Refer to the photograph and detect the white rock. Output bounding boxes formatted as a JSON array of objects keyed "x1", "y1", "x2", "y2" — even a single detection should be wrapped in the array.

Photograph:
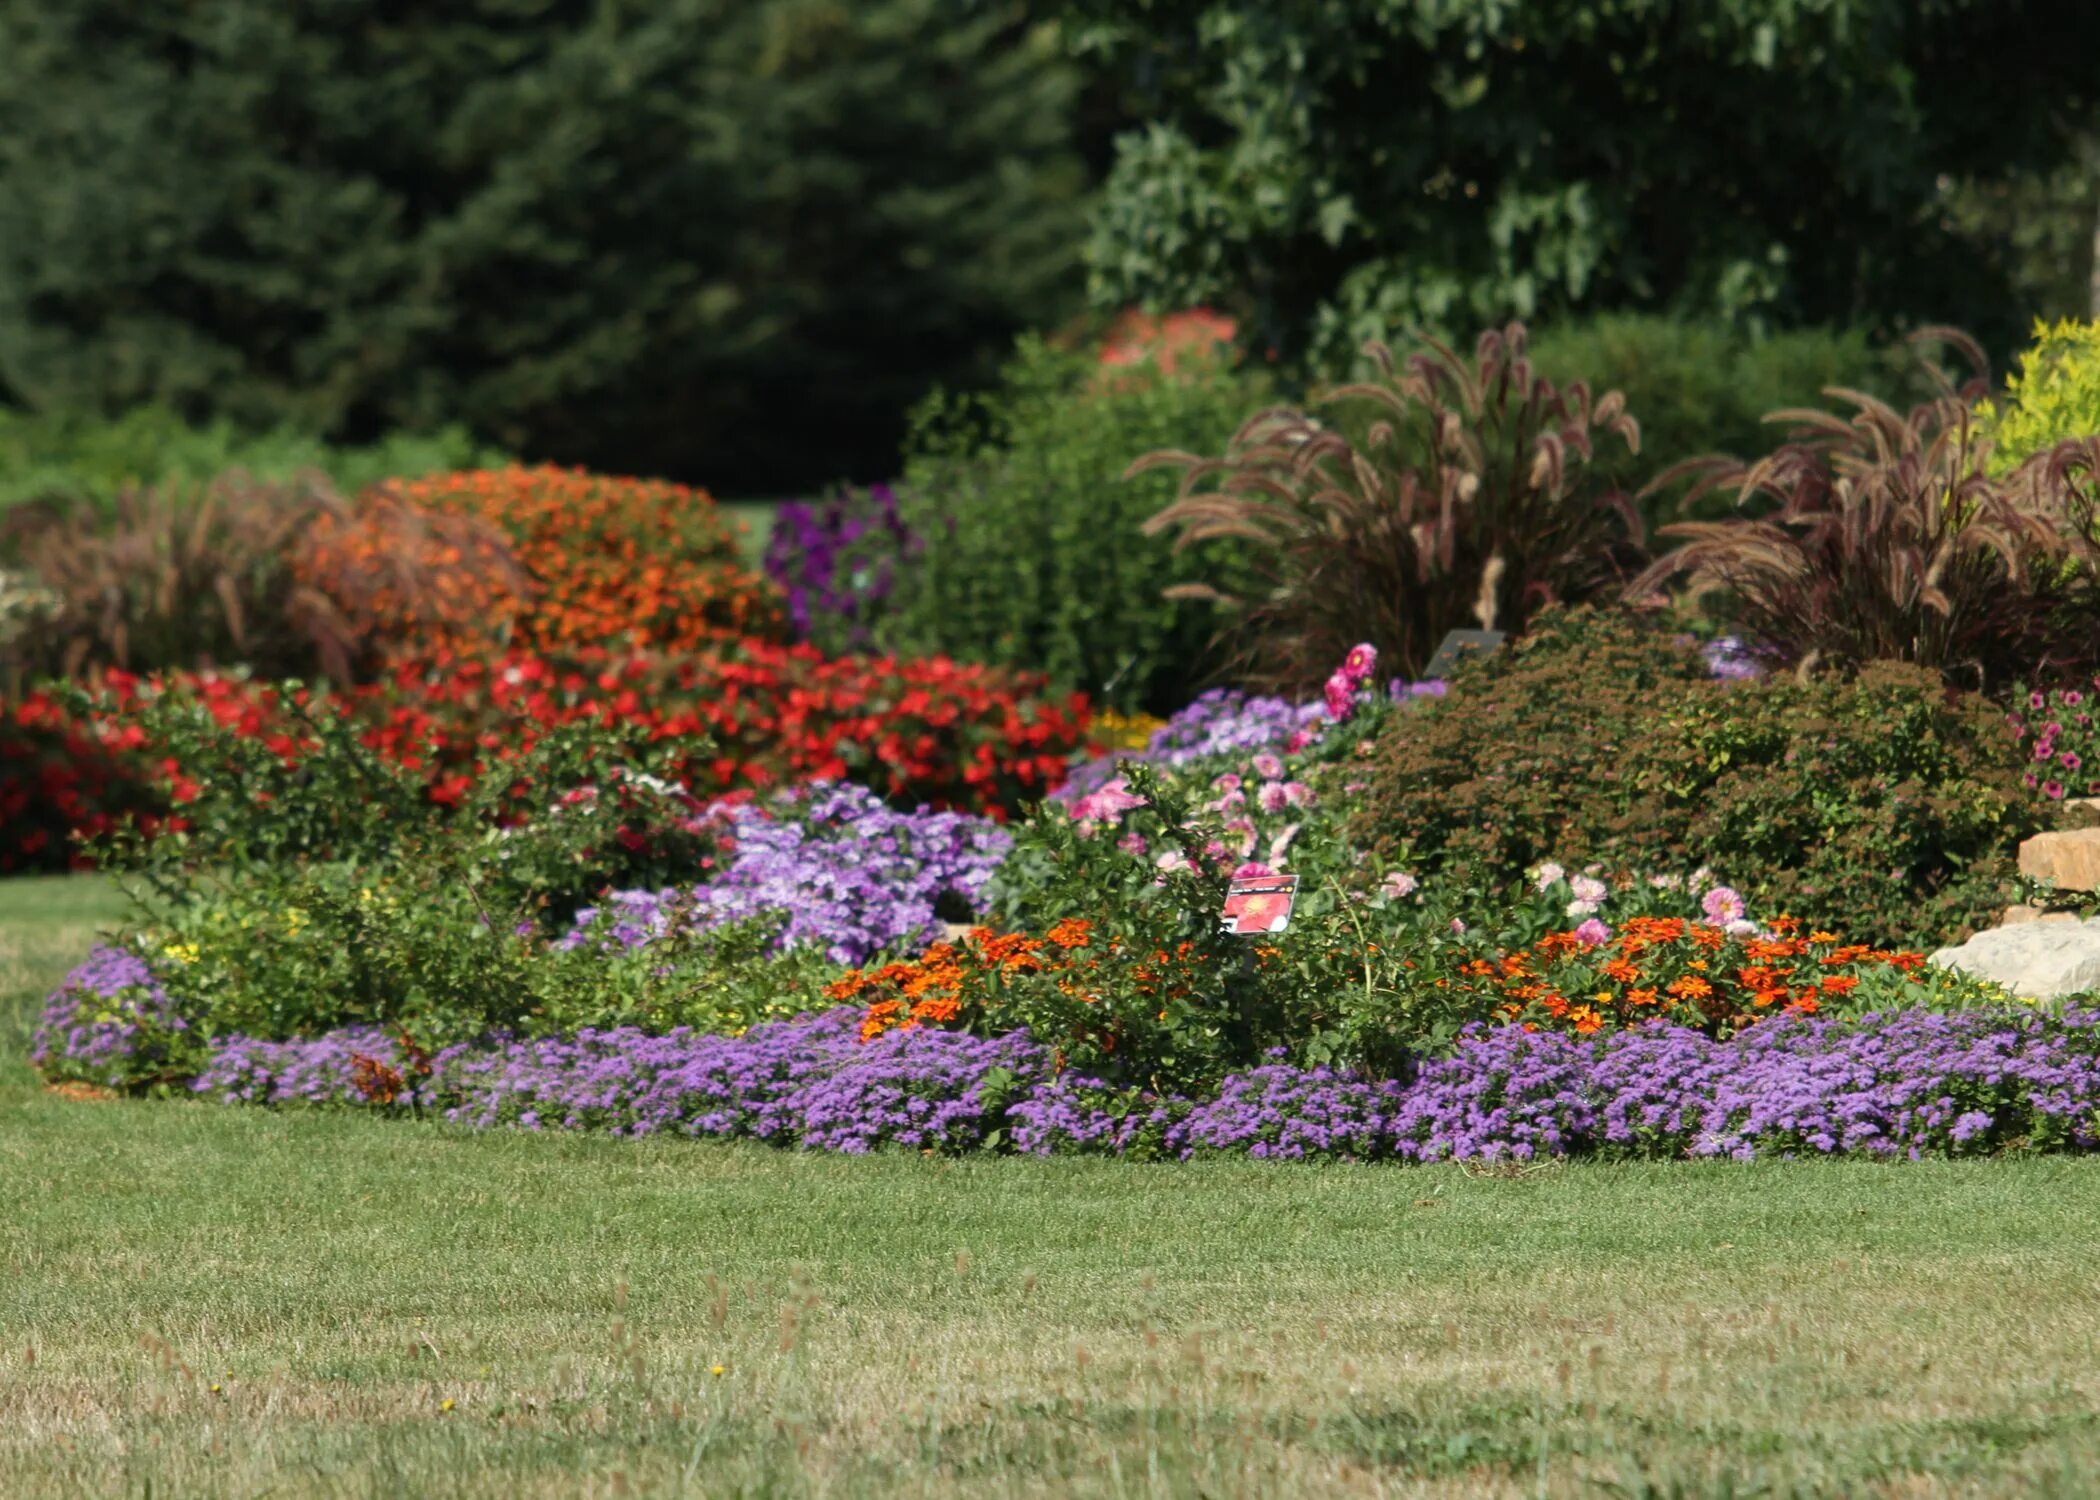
[{"x1": 1931, "y1": 917, "x2": 2100, "y2": 999}]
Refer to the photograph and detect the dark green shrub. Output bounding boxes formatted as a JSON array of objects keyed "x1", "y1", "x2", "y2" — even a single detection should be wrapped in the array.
[
  {"x1": 1525, "y1": 316, "x2": 1925, "y2": 524},
  {"x1": 1345, "y1": 608, "x2": 2039, "y2": 945},
  {"x1": 0, "y1": 1, "x2": 1087, "y2": 498},
  {"x1": 881, "y1": 335, "x2": 1272, "y2": 713}
]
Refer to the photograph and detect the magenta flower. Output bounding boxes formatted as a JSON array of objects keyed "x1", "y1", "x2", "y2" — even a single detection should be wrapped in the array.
[
  {"x1": 1257, "y1": 782, "x2": 1291, "y2": 815},
  {"x1": 1282, "y1": 781, "x2": 1314, "y2": 808},
  {"x1": 1342, "y1": 643, "x2": 1378, "y2": 681},
  {"x1": 1285, "y1": 728, "x2": 1319, "y2": 755},
  {"x1": 1323, "y1": 671, "x2": 1356, "y2": 721},
  {"x1": 1211, "y1": 772, "x2": 1243, "y2": 793},
  {"x1": 1251, "y1": 753, "x2": 1285, "y2": 781},
  {"x1": 1700, "y1": 886, "x2": 1747, "y2": 926},
  {"x1": 2046, "y1": 780, "x2": 2067, "y2": 800},
  {"x1": 1232, "y1": 861, "x2": 1278, "y2": 880},
  {"x1": 1572, "y1": 918, "x2": 1611, "y2": 947},
  {"x1": 2032, "y1": 691, "x2": 2049, "y2": 709},
  {"x1": 2067, "y1": 690, "x2": 2086, "y2": 707},
  {"x1": 1117, "y1": 831, "x2": 1147, "y2": 857},
  {"x1": 2062, "y1": 751, "x2": 2083, "y2": 772}
]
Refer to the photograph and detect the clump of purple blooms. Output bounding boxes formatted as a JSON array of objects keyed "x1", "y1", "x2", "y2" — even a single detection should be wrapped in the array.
[
  {"x1": 194, "y1": 1009, "x2": 1039, "y2": 1154},
  {"x1": 30, "y1": 944, "x2": 191, "y2": 1088},
  {"x1": 559, "y1": 781, "x2": 1009, "y2": 966},
  {"x1": 153, "y1": 1006, "x2": 2100, "y2": 1163},
  {"x1": 762, "y1": 483, "x2": 921, "y2": 650},
  {"x1": 1700, "y1": 635, "x2": 1765, "y2": 680}
]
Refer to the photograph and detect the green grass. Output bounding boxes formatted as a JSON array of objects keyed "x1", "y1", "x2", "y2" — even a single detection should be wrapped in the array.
[{"x1": 9, "y1": 878, "x2": 2100, "y2": 1497}]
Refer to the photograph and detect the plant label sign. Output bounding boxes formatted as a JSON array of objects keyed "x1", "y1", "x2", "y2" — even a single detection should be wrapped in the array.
[
  {"x1": 1422, "y1": 628, "x2": 1505, "y2": 680},
  {"x1": 1222, "y1": 873, "x2": 1298, "y2": 935}
]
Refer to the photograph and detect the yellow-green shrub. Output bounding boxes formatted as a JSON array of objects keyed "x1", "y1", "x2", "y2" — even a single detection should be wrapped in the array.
[{"x1": 1981, "y1": 319, "x2": 2100, "y2": 474}]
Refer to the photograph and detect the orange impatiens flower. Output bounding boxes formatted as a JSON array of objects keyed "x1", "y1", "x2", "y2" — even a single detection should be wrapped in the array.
[{"x1": 300, "y1": 466, "x2": 783, "y2": 664}]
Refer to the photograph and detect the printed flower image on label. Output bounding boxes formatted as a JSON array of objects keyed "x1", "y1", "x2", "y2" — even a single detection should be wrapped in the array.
[{"x1": 1222, "y1": 874, "x2": 1298, "y2": 935}]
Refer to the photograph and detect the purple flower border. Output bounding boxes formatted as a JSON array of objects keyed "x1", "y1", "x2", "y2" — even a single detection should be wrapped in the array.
[{"x1": 147, "y1": 1005, "x2": 2100, "y2": 1163}]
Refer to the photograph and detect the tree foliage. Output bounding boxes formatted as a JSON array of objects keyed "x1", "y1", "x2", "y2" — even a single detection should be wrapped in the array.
[
  {"x1": 1062, "y1": 0, "x2": 2100, "y2": 368},
  {"x1": 0, "y1": 1, "x2": 1088, "y2": 495}
]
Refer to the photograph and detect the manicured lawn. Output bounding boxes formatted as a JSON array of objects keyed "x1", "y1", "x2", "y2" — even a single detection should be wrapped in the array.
[{"x1": 8, "y1": 877, "x2": 2100, "y2": 1497}]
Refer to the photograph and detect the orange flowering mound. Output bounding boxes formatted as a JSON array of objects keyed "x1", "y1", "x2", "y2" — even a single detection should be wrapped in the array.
[
  {"x1": 830, "y1": 920, "x2": 1210, "y2": 1049},
  {"x1": 1457, "y1": 916, "x2": 1932, "y2": 1037},
  {"x1": 301, "y1": 465, "x2": 781, "y2": 663},
  {"x1": 1096, "y1": 307, "x2": 1238, "y2": 374}
]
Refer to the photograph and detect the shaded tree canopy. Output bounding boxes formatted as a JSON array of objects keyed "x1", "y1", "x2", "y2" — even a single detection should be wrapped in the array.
[
  {"x1": 1062, "y1": 0, "x2": 2100, "y2": 366},
  {"x1": 0, "y1": 1, "x2": 1089, "y2": 494}
]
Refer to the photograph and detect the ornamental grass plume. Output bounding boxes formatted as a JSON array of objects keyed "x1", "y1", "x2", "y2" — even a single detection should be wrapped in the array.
[
  {"x1": 1137, "y1": 322, "x2": 1644, "y2": 692},
  {"x1": 5, "y1": 472, "x2": 365, "y2": 681},
  {"x1": 1627, "y1": 327, "x2": 2100, "y2": 689}
]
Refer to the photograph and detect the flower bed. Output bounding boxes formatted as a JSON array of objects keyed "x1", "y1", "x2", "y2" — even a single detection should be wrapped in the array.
[{"x1": 46, "y1": 996, "x2": 2100, "y2": 1162}]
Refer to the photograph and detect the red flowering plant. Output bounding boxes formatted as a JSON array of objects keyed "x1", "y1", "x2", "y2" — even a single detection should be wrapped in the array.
[{"x1": 0, "y1": 641, "x2": 1092, "y2": 869}]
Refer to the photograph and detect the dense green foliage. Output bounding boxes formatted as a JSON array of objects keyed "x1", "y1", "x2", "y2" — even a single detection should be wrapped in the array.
[
  {"x1": 1064, "y1": 0, "x2": 2097, "y2": 367},
  {"x1": 882, "y1": 337, "x2": 1271, "y2": 712},
  {"x1": 1346, "y1": 609, "x2": 2039, "y2": 946},
  {"x1": 1526, "y1": 316, "x2": 1923, "y2": 523},
  {"x1": 0, "y1": 1, "x2": 1088, "y2": 496},
  {"x1": 0, "y1": 407, "x2": 497, "y2": 515}
]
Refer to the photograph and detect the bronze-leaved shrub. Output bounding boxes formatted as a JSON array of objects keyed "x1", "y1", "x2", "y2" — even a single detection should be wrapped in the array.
[{"x1": 1345, "y1": 607, "x2": 2038, "y2": 946}]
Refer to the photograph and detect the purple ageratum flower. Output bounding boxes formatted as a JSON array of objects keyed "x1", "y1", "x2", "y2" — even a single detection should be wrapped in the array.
[
  {"x1": 169, "y1": 1006, "x2": 2100, "y2": 1166},
  {"x1": 1389, "y1": 678, "x2": 1449, "y2": 702},
  {"x1": 1701, "y1": 637, "x2": 1766, "y2": 680},
  {"x1": 31, "y1": 945, "x2": 191, "y2": 1089},
  {"x1": 559, "y1": 781, "x2": 1009, "y2": 966}
]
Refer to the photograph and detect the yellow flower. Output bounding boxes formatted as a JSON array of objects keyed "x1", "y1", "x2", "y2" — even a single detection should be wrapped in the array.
[
  {"x1": 162, "y1": 942, "x2": 199, "y2": 965},
  {"x1": 710, "y1": 1364, "x2": 727, "y2": 1377},
  {"x1": 439, "y1": 1398, "x2": 455, "y2": 1413}
]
